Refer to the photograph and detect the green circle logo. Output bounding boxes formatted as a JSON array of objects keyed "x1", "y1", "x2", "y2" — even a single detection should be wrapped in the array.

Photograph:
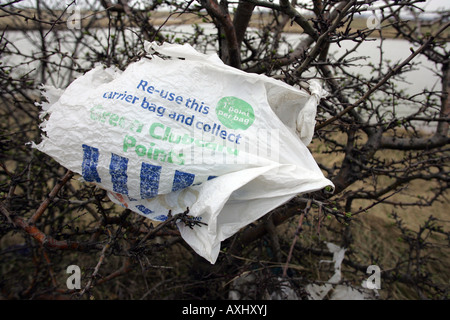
[{"x1": 216, "y1": 96, "x2": 255, "y2": 130}]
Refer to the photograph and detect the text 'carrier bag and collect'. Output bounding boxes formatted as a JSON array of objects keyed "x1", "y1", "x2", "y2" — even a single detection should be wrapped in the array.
[{"x1": 34, "y1": 42, "x2": 333, "y2": 264}]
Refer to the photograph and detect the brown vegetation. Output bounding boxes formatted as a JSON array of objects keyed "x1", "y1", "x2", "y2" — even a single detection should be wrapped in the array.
[{"x1": 1, "y1": 0, "x2": 449, "y2": 300}]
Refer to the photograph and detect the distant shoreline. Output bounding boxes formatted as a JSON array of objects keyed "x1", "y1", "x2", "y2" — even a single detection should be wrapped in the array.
[{"x1": 0, "y1": 9, "x2": 444, "y2": 39}]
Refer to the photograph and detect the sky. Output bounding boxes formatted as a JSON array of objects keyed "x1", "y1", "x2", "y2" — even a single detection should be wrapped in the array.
[{"x1": 414, "y1": 0, "x2": 450, "y2": 11}]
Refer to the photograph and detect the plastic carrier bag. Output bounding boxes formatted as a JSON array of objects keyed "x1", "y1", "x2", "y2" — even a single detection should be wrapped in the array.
[{"x1": 34, "y1": 41, "x2": 333, "y2": 264}]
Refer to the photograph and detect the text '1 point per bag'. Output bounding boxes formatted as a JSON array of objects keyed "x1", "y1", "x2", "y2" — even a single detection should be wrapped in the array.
[{"x1": 34, "y1": 41, "x2": 334, "y2": 263}]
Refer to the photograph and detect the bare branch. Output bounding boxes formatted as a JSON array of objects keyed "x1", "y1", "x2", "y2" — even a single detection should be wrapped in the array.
[{"x1": 315, "y1": 21, "x2": 450, "y2": 131}]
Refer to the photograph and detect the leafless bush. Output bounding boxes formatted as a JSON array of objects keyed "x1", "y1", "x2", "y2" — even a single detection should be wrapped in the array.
[{"x1": 0, "y1": 0, "x2": 448, "y2": 300}]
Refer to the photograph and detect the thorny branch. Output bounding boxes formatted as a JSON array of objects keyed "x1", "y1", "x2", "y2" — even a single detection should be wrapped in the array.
[
  {"x1": 0, "y1": 0, "x2": 448, "y2": 300},
  {"x1": 315, "y1": 21, "x2": 450, "y2": 131}
]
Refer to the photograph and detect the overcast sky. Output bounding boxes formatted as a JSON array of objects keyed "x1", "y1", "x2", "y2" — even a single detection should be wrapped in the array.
[{"x1": 412, "y1": 0, "x2": 450, "y2": 11}]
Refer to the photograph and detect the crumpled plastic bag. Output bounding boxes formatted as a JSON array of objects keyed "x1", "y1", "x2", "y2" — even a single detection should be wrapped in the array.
[{"x1": 34, "y1": 41, "x2": 333, "y2": 263}]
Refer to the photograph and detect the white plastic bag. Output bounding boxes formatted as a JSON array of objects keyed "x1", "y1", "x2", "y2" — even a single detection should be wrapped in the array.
[{"x1": 34, "y1": 41, "x2": 333, "y2": 263}]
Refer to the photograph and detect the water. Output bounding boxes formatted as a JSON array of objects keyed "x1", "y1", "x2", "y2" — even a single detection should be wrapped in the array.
[
  {"x1": 4, "y1": 24, "x2": 441, "y2": 90},
  {"x1": 2, "y1": 24, "x2": 444, "y2": 130}
]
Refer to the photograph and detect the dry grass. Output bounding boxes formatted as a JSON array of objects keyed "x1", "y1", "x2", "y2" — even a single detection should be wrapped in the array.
[
  {"x1": 307, "y1": 130, "x2": 449, "y2": 299},
  {"x1": 0, "y1": 9, "x2": 203, "y2": 31}
]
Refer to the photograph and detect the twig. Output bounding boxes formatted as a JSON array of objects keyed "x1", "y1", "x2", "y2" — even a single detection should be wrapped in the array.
[
  {"x1": 151, "y1": 0, "x2": 195, "y2": 42},
  {"x1": 316, "y1": 203, "x2": 324, "y2": 236},
  {"x1": 352, "y1": 187, "x2": 407, "y2": 216},
  {"x1": 43, "y1": 0, "x2": 76, "y2": 38},
  {"x1": 134, "y1": 208, "x2": 205, "y2": 249},
  {"x1": 0, "y1": 202, "x2": 16, "y2": 226},
  {"x1": 42, "y1": 249, "x2": 58, "y2": 288},
  {"x1": 28, "y1": 170, "x2": 74, "y2": 225},
  {"x1": 78, "y1": 229, "x2": 113, "y2": 298},
  {"x1": 0, "y1": 204, "x2": 102, "y2": 251},
  {"x1": 282, "y1": 199, "x2": 312, "y2": 277},
  {"x1": 295, "y1": 0, "x2": 356, "y2": 76},
  {"x1": 315, "y1": 21, "x2": 450, "y2": 131},
  {"x1": 135, "y1": 210, "x2": 179, "y2": 246},
  {"x1": 95, "y1": 257, "x2": 132, "y2": 286}
]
